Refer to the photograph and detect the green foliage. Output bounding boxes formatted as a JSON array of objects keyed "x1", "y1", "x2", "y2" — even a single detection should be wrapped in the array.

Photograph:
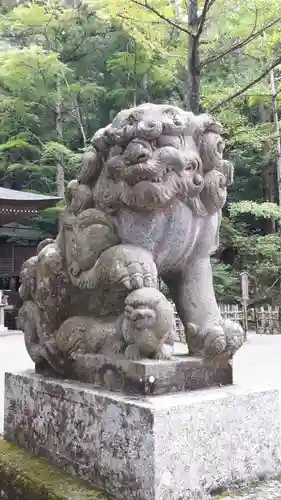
[
  {"x1": 0, "y1": 439, "x2": 109, "y2": 500},
  {"x1": 0, "y1": 0, "x2": 280, "y2": 301},
  {"x1": 212, "y1": 260, "x2": 240, "y2": 303},
  {"x1": 229, "y1": 201, "x2": 281, "y2": 220},
  {"x1": 235, "y1": 233, "x2": 281, "y2": 302}
]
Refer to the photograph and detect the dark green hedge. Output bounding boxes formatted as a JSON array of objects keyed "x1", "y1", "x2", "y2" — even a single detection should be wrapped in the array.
[{"x1": 0, "y1": 440, "x2": 112, "y2": 500}]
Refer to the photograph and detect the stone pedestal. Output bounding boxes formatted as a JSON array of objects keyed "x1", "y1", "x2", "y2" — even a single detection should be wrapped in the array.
[
  {"x1": 36, "y1": 353, "x2": 232, "y2": 396},
  {"x1": 4, "y1": 371, "x2": 281, "y2": 500}
]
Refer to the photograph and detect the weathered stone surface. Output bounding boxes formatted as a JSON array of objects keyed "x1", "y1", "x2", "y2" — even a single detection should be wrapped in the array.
[
  {"x1": 5, "y1": 371, "x2": 281, "y2": 500},
  {"x1": 17, "y1": 103, "x2": 244, "y2": 385},
  {"x1": 5, "y1": 371, "x2": 154, "y2": 500},
  {"x1": 36, "y1": 354, "x2": 232, "y2": 395}
]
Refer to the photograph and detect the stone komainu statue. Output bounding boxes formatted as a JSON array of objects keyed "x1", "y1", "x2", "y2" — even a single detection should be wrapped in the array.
[{"x1": 18, "y1": 103, "x2": 244, "y2": 376}]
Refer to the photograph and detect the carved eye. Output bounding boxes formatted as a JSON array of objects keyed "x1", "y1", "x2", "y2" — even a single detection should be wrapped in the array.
[
  {"x1": 156, "y1": 136, "x2": 181, "y2": 150},
  {"x1": 185, "y1": 158, "x2": 200, "y2": 172},
  {"x1": 174, "y1": 116, "x2": 183, "y2": 126},
  {"x1": 128, "y1": 113, "x2": 136, "y2": 124}
]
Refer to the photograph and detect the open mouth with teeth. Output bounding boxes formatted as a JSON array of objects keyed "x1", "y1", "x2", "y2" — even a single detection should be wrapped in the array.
[
  {"x1": 123, "y1": 164, "x2": 176, "y2": 186},
  {"x1": 105, "y1": 154, "x2": 202, "y2": 211}
]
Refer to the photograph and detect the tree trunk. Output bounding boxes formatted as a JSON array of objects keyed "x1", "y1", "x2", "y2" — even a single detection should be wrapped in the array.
[
  {"x1": 187, "y1": 0, "x2": 200, "y2": 114},
  {"x1": 270, "y1": 69, "x2": 281, "y2": 207},
  {"x1": 259, "y1": 102, "x2": 276, "y2": 233},
  {"x1": 55, "y1": 76, "x2": 65, "y2": 199},
  {"x1": 74, "y1": 93, "x2": 87, "y2": 148}
]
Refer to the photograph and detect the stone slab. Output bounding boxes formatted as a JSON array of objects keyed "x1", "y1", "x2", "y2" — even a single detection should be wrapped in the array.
[
  {"x1": 36, "y1": 353, "x2": 232, "y2": 396},
  {"x1": 4, "y1": 370, "x2": 281, "y2": 500}
]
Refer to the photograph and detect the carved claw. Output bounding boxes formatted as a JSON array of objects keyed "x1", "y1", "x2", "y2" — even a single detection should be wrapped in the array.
[
  {"x1": 155, "y1": 343, "x2": 173, "y2": 360},
  {"x1": 223, "y1": 319, "x2": 244, "y2": 354},
  {"x1": 111, "y1": 249, "x2": 158, "y2": 290},
  {"x1": 118, "y1": 260, "x2": 158, "y2": 290},
  {"x1": 95, "y1": 244, "x2": 158, "y2": 290},
  {"x1": 187, "y1": 320, "x2": 244, "y2": 357},
  {"x1": 204, "y1": 326, "x2": 226, "y2": 355},
  {"x1": 124, "y1": 344, "x2": 142, "y2": 360}
]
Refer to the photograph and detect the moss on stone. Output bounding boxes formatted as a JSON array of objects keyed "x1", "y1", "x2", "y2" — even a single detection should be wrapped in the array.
[{"x1": 0, "y1": 439, "x2": 113, "y2": 500}]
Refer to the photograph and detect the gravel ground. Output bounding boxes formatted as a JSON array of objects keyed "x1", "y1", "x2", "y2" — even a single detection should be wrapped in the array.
[{"x1": 222, "y1": 479, "x2": 281, "y2": 499}]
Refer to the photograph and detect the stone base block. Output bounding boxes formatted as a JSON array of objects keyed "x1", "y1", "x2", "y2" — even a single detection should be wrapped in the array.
[
  {"x1": 4, "y1": 371, "x2": 281, "y2": 500},
  {"x1": 36, "y1": 353, "x2": 232, "y2": 395}
]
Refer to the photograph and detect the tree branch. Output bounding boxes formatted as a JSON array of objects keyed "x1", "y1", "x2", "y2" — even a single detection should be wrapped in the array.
[
  {"x1": 210, "y1": 58, "x2": 281, "y2": 112},
  {"x1": 196, "y1": 0, "x2": 216, "y2": 40},
  {"x1": 201, "y1": 16, "x2": 281, "y2": 69},
  {"x1": 247, "y1": 276, "x2": 281, "y2": 307},
  {"x1": 62, "y1": 74, "x2": 87, "y2": 147},
  {"x1": 130, "y1": 0, "x2": 195, "y2": 37},
  {"x1": 117, "y1": 12, "x2": 162, "y2": 26}
]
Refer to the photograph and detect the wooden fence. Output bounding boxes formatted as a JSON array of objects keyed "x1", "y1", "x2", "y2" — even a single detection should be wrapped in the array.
[{"x1": 170, "y1": 302, "x2": 281, "y2": 342}]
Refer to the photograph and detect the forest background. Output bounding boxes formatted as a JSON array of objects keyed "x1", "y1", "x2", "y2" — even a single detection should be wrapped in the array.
[{"x1": 0, "y1": 0, "x2": 281, "y2": 306}]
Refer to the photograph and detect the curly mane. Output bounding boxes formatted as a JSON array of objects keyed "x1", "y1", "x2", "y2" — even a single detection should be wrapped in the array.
[{"x1": 79, "y1": 104, "x2": 233, "y2": 216}]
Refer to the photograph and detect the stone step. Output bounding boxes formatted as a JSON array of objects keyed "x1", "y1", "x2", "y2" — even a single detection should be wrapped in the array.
[{"x1": 0, "y1": 439, "x2": 109, "y2": 500}]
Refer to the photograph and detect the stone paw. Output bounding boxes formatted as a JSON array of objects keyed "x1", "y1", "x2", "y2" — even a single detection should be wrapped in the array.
[
  {"x1": 187, "y1": 320, "x2": 245, "y2": 358},
  {"x1": 124, "y1": 344, "x2": 142, "y2": 360},
  {"x1": 119, "y1": 259, "x2": 158, "y2": 290},
  {"x1": 108, "y1": 245, "x2": 158, "y2": 290},
  {"x1": 155, "y1": 343, "x2": 174, "y2": 360},
  {"x1": 222, "y1": 319, "x2": 244, "y2": 354},
  {"x1": 203, "y1": 326, "x2": 226, "y2": 356},
  {"x1": 203, "y1": 321, "x2": 244, "y2": 357}
]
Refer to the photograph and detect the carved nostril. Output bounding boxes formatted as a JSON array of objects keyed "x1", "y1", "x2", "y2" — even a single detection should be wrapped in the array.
[
  {"x1": 147, "y1": 121, "x2": 157, "y2": 128},
  {"x1": 136, "y1": 153, "x2": 149, "y2": 163}
]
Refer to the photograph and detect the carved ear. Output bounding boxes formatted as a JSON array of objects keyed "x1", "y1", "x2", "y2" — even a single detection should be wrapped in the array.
[
  {"x1": 78, "y1": 150, "x2": 103, "y2": 186},
  {"x1": 70, "y1": 184, "x2": 94, "y2": 215},
  {"x1": 36, "y1": 239, "x2": 55, "y2": 255},
  {"x1": 65, "y1": 179, "x2": 79, "y2": 205},
  {"x1": 195, "y1": 113, "x2": 222, "y2": 135},
  {"x1": 221, "y1": 160, "x2": 234, "y2": 186}
]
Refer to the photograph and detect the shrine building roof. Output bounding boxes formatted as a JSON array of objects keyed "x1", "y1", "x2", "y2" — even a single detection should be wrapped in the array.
[{"x1": 0, "y1": 187, "x2": 61, "y2": 226}]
